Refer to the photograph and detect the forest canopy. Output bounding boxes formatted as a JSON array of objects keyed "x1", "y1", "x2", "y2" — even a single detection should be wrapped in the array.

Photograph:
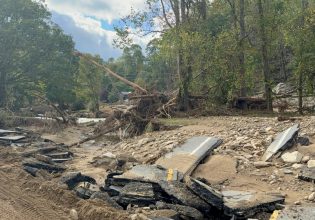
[{"x1": 0, "y1": 0, "x2": 314, "y2": 113}]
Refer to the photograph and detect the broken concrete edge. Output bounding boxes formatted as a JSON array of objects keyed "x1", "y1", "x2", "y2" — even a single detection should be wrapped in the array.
[
  {"x1": 155, "y1": 136, "x2": 223, "y2": 177},
  {"x1": 262, "y1": 124, "x2": 299, "y2": 162},
  {"x1": 298, "y1": 167, "x2": 315, "y2": 182},
  {"x1": 223, "y1": 197, "x2": 285, "y2": 218},
  {"x1": 22, "y1": 158, "x2": 66, "y2": 173},
  {"x1": 184, "y1": 177, "x2": 223, "y2": 210}
]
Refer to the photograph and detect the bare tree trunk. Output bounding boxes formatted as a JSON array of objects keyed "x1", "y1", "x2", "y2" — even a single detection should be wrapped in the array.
[
  {"x1": 239, "y1": 0, "x2": 246, "y2": 97},
  {"x1": 257, "y1": 0, "x2": 273, "y2": 111},
  {"x1": 0, "y1": 71, "x2": 6, "y2": 108},
  {"x1": 298, "y1": 0, "x2": 308, "y2": 114}
]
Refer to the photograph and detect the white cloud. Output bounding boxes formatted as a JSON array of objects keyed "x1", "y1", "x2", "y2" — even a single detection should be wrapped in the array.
[
  {"x1": 46, "y1": 0, "x2": 146, "y2": 23},
  {"x1": 46, "y1": 0, "x2": 152, "y2": 59}
]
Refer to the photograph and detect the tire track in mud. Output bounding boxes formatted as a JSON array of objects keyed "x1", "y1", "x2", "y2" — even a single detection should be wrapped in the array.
[{"x1": 0, "y1": 170, "x2": 68, "y2": 220}]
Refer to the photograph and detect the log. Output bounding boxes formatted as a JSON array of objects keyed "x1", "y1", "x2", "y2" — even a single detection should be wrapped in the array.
[{"x1": 75, "y1": 52, "x2": 148, "y2": 94}]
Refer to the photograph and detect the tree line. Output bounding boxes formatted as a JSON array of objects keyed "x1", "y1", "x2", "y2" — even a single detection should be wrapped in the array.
[{"x1": 0, "y1": 0, "x2": 314, "y2": 114}]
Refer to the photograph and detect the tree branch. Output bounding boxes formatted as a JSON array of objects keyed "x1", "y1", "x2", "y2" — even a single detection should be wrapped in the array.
[{"x1": 160, "y1": 0, "x2": 173, "y2": 28}]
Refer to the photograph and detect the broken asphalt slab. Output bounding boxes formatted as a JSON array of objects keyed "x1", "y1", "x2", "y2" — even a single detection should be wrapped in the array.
[
  {"x1": 23, "y1": 158, "x2": 66, "y2": 173},
  {"x1": 184, "y1": 177, "x2": 223, "y2": 210},
  {"x1": 262, "y1": 124, "x2": 299, "y2": 162},
  {"x1": 118, "y1": 182, "x2": 156, "y2": 206},
  {"x1": 298, "y1": 167, "x2": 315, "y2": 182},
  {"x1": 107, "y1": 164, "x2": 183, "y2": 186},
  {"x1": 157, "y1": 180, "x2": 211, "y2": 213},
  {"x1": 222, "y1": 190, "x2": 285, "y2": 218},
  {"x1": 155, "y1": 136, "x2": 222, "y2": 176}
]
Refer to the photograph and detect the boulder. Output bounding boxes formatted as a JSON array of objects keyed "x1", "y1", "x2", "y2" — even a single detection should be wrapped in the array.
[
  {"x1": 281, "y1": 151, "x2": 303, "y2": 163},
  {"x1": 307, "y1": 160, "x2": 315, "y2": 168}
]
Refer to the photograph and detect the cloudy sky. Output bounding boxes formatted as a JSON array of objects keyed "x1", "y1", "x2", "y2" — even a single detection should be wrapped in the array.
[{"x1": 46, "y1": 0, "x2": 149, "y2": 60}]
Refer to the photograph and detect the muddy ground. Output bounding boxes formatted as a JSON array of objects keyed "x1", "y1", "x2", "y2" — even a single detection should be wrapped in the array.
[{"x1": 1, "y1": 115, "x2": 315, "y2": 219}]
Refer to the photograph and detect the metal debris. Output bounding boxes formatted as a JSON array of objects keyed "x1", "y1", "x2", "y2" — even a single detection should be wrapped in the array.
[
  {"x1": 155, "y1": 136, "x2": 222, "y2": 176},
  {"x1": 261, "y1": 124, "x2": 299, "y2": 161}
]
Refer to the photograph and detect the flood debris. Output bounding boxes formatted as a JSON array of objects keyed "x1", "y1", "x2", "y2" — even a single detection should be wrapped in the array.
[
  {"x1": 261, "y1": 124, "x2": 299, "y2": 161},
  {"x1": 298, "y1": 167, "x2": 315, "y2": 182},
  {"x1": 155, "y1": 136, "x2": 222, "y2": 176},
  {"x1": 222, "y1": 190, "x2": 285, "y2": 218}
]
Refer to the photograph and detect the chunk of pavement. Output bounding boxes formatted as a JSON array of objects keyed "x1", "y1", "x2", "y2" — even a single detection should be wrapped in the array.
[
  {"x1": 298, "y1": 167, "x2": 315, "y2": 182},
  {"x1": 281, "y1": 151, "x2": 303, "y2": 163},
  {"x1": 307, "y1": 160, "x2": 315, "y2": 168},
  {"x1": 107, "y1": 165, "x2": 183, "y2": 186},
  {"x1": 59, "y1": 172, "x2": 96, "y2": 190},
  {"x1": 0, "y1": 129, "x2": 19, "y2": 135},
  {"x1": 35, "y1": 154, "x2": 53, "y2": 164},
  {"x1": 157, "y1": 180, "x2": 211, "y2": 213},
  {"x1": 222, "y1": 190, "x2": 285, "y2": 218},
  {"x1": 0, "y1": 135, "x2": 26, "y2": 142},
  {"x1": 261, "y1": 124, "x2": 299, "y2": 162},
  {"x1": 90, "y1": 191, "x2": 123, "y2": 209},
  {"x1": 22, "y1": 158, "x2": 66, "y2": 173},
  {"x1": 270, "y1": 206, "x2": 315, "y2": 220},
  {"x1": 156, "y1": 201, "x2": 203, "y2": 220},
  {"x1": 184, "y1": 177, "x2": 223, "y2": 210},
  {"x1": 155, "y1": 136, "x2": 222, "y2": 176},
  {"x1": 253, "y1": 161, "x2": 272, "y2": 168},
  {"x1": 75, "y1": 186, "x2": 95, "y2": 199},
  {"x1": 23, "y1": 165, "x2": 39, "y2": 176},
  {"x1": 297, "y1": 136, "x2": 310, "y2": 146},
  {"x1": 118, "y1": 182, "x2": 156, "y2": 206}
]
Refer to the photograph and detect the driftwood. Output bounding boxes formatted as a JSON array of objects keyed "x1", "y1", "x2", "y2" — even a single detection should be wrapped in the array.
[
  {"x1": 74, "y1": 52, "x2": 148, "y2": 94},
  {"x1": 69, "y1": 124, "x2": 122, "y2": 147}
]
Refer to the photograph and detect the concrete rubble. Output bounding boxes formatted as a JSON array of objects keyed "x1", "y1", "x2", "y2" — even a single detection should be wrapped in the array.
[{"x1": 4, "y1": 118, "x2": 315, "y2": 219}]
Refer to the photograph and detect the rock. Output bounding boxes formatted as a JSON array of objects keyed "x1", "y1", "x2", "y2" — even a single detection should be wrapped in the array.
[
  {"x1": 308, "y1": 192, "x2": 315, "y2": 201},
  {"x1": 281, "y1": 151, "x2": 303, "y2": 163},
  {"x1": 307, "y1": 160, "x2": 315, "y2": 168},
  {"x1": 282, "y1": 169, "x2": 293, "y2": 174},
  {"x1": 294, "y1": 201, "x2": 301, "y2": 205},
  {"x1": 292, "y1": 163, "x2": 304, "y2": 170},
  {"x1": 302, "y1": 156, "x2": 310, "y2": 163},
  {"x1": 266, "y1": 127, "x2": 274, "y2": 134},
  {"x1": 70, "y1": 209, "x2": 78, "y2": 220},
  {"x1": 297, "y1": 136, "x2": 310, "y2": 146},
  {"x1": 254, "y1": 161, "x2": 272, "y2": 168},
  {"x1": 138, "y1": 138, "x2": 155, "y2": 145}
]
